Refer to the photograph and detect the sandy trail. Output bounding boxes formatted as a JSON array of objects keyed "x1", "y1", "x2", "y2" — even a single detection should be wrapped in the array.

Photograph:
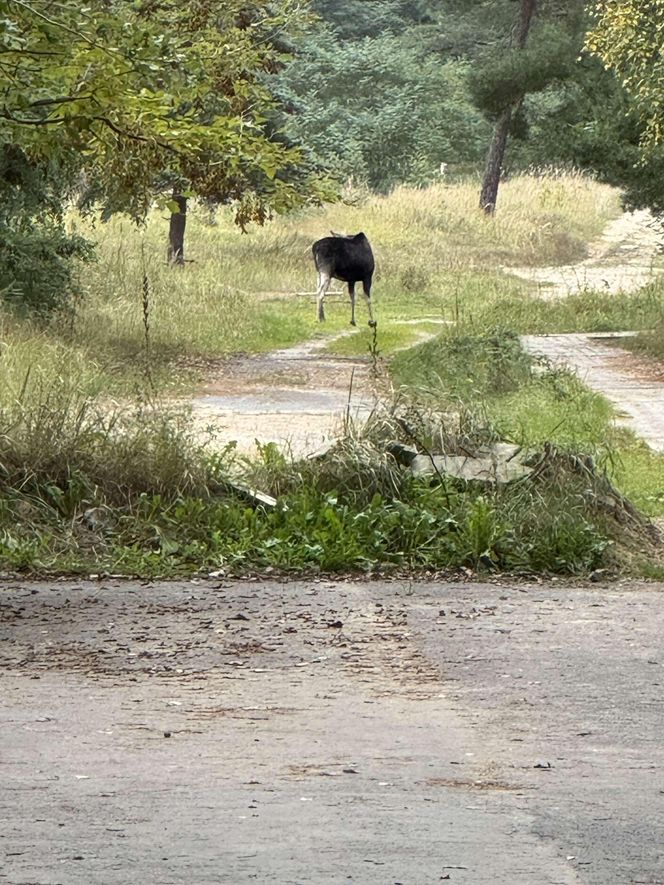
[{"x1": 509, "y1": 209, "x2": 662, "y2": 298}]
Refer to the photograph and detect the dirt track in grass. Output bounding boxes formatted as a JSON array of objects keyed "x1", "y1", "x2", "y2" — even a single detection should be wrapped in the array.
[
  {"x1": 508, "y1": 208, "x2": 663, "y2": 298},
  {"x1": 187, "y1": 330, "x2": 377, "y2": 457},
  {"x1": 184, "y1": 211, "x2": 663, "y2": 457}
]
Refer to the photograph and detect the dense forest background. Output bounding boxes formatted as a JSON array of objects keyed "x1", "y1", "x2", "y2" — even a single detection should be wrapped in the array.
[{"x1": 275, "y1": 0, "x2": 663, "y2": 207}]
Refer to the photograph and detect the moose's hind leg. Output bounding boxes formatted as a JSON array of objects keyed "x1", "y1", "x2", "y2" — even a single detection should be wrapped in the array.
[
  {"x1": 316, "y1": 271, "x2": 332, "y2": 322},
  {"x1": 348, "y1": 282, "x2": 357, "y2": 326}
]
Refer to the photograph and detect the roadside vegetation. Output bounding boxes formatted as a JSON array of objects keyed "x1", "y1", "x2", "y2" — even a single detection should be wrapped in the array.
[
  {"x1": 1, "y1": 171, "x2": 662, "y2": 579},
  {"x1": 391, "y1": 329, "x2": 664, "y2": 522},
  {"x1": 623, "y1": 314, "x2": 664, "y2": 362},
  {"x1": 2, "y1": 3, "x2": 663, "y2": 581},
  {"x1": 0, "y1": 366, "x2": 659, "y2": 579},
  {"x1": 0, "y1": 352, "x2": 660, "y2": 578}
]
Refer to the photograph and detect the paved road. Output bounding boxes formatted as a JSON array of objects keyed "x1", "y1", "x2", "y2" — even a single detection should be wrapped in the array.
[
  {"x1": 522, "y1": 333, "x2": 664, "y2": 451},
  {"x1": 1, "y1": 578, "x2": 663, "y2": 884}
]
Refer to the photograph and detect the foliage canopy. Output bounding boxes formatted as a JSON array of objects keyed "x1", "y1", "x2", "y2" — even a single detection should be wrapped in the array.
[
  {"x1": 586, "y1": 0, "x2": 664, "y2": 148},
  {"x1": 582, "y1": 0, "x2": 664, "y2": 213},
  {"x1": 0, "y1": 0, "x2": 328, "y2": 312},
  {"x1": 0, "y1": 0, "x2": 323, "y2": 223}
]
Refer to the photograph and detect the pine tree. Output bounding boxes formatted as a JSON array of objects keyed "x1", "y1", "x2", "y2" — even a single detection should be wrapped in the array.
[{"x1": 478, "y1": 0, "x2": 538, "y2": 213}]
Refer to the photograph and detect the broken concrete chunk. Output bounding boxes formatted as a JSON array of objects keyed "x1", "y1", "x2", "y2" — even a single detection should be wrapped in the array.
[
  {"x1": 225, "y1": 481, "x2": 279, "y2": 509},
  {"x1": 410, "y1": 444, "x2": 532, "y2": 484}
]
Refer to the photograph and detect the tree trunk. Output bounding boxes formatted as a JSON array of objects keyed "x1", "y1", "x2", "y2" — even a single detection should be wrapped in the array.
[
  {"x1": 479, "y1": 0, "x2": 537, "y2": 214},
  {"x1": 167, "y1": 193, "x2": 187, "y2": 266},
  {"x1": 479, "y1": 108, "x2": 512, "y2": 215}
]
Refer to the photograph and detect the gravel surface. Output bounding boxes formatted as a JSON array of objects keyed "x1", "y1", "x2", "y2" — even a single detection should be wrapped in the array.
[{"x1": 2, "y1": 578, "x2": 663, "y2": 884}]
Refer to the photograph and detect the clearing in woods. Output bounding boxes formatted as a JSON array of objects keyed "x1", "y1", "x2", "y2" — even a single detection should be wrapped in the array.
[{"x1": 188, "y1": 210, "x2": 664, "y2": 455}]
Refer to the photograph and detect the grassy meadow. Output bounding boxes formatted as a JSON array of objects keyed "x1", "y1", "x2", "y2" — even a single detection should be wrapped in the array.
[
  {"x1": 50, "y1": 169, "x2": 628, "y2": 393},
  {"x1": 391, "y1": 330, "x2": 664, "y2": 521},
  {"x1": 3, "y1": 167, "x2": 654, "y2": 403},
  {"x1": 65, "y1": 168, "x2": 661, "y2": 374},
  {"x1": 0, "y1": 169, "x2": 663, "y2": 578}
]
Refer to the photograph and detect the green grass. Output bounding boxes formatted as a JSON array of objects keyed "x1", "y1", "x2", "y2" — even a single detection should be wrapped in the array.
[
  {"x1": 390, "y1": 328, "x2": 664, "y2": 521},
  {"x1": 0, "y1": 336, "x2": 658, "y2": 578},
  {"x1": 473, "y1": 282, "x2": 664, "y2": 335},
  {"x1": 53, "y1": 168, "x2": 626, "y2": 393},
  {"x1": 327, "y1": 319, "x2": 450, "y2": 356},
  {"x1": 622, "y1": 310, "x2": 664, "y2": 362},
  {"x1": 0, "y1": 388, "x2": 647, "y2": 578},
  {"x1": 0, "y1": 168, "x2": 645, "y2": 400},
  {"x1": 326, "y1": 275, "x2": 664, "y2": 357},
  {"x1": 0, "y1": 170, "x2": 660, "y2": 578}
]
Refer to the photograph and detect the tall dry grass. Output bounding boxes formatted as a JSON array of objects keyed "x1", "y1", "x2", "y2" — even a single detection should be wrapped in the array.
[
  {"x1": 0, "y1": 168, "x2": 625, "y2": 404},
  {"x1": 60, "y1": 169, "x2": 620, "y2": 378}
]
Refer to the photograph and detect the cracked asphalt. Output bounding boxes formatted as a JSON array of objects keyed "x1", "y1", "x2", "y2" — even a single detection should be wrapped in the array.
[{"x1": 1, "y1": 578, "x2": 664, "y2": 884}]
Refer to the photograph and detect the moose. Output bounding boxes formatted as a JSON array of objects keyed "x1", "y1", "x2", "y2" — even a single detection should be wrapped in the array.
[{"x1": 312, "y1": 231, "x2": 376, "y2": 326}]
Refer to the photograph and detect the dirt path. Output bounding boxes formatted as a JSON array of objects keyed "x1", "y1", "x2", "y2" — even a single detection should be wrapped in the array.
[
  {"x1": 187, "y1": 319, "x2": 447, "y2": 456},
  {"x1": 2, "y1": 577, "x2": 664, "y2": 884},
  {"x1": 185, "y1": 211, "x2": 662, "y2": 457},
  {"x1": 509, "y1": 209, "x2": 663, "y2": 298},
  {"x1": 188, "y1": 331, "x2": 377, "y2": 457},
  {"x1": 515, "y1": 209, "x2": 664, "y2": 450}
]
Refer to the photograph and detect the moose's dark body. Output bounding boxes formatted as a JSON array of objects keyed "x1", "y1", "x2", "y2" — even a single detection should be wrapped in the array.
[{"x1": 312, "y1": 231, "x2": 375, "y2": 326}]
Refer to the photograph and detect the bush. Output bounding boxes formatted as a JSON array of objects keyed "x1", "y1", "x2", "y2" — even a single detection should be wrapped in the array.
[
  {"x1": 0, "y1": 144, "x2": 93, "y2": 316},
  {"x1": 0, "y1": 383, "x2": 650, "y2": 577},
  {"x1": 391, "y1": 328, "x2": 533, "y2": 400},
  {"x1": 0, "y1": 223, "x2": 93, "y2": 316}
]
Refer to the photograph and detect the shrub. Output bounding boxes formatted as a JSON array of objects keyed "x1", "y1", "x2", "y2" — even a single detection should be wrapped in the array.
[
  {"x1": 0, "y1": 223, "x2": 93, "y2": 316},
  {"x1": 0, "y1": 145, "x2": 93, "y2": 316}
]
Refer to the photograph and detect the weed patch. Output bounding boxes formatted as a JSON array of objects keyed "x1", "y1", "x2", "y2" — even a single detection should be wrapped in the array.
[
  {"x1": 391, "y1": 328, "x2": 532, "y2": 399},
  {"x1": 0, "y1": 172, "x2": 659, "y2": 578},
  {"x1": 390, "y1": 327, "x2": 664, "y2": 523},
  {"x1": 0, "y1": 383, "x2": 658, "y2": 578},
  {"x1": 627, "y1": 326, "x2": 664, "y2": 362},
  {"x1": 620, "y1": 282, "x2": 664, "y2": 362}
]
